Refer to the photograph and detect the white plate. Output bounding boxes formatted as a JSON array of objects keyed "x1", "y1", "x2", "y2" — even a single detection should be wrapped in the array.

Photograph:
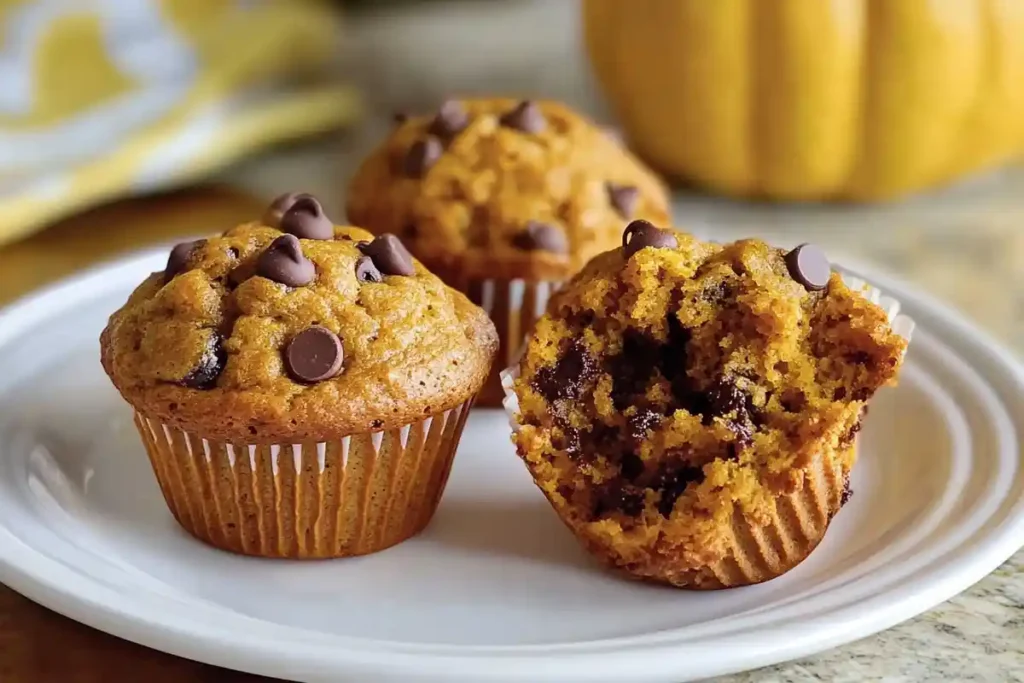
[{"x1": 0, "y1": 248, "x2": 1022, "y2": 683}]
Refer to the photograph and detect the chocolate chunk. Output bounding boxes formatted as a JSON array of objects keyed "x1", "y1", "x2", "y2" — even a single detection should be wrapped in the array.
[
  {"x1": 359, "y1": 233, "x2": 416, "y2": 276},
  {"x1": 180, "y1": 333, "x2": 225, "y2": 390},
  {"x1": 701, "y1": 280, "x2": 734, "y2": 305},
  {"x1": 706, "y1": 377, "x2": 748, "y2": 418},
  {"x1": 164, "y1": 240, "x2": 204, "y2": 282},
  {"x1": 619, "y1": 453, "x2": 645, "y2": 481},
  {"x1": 703, "y1": 377, "x2": 758, "y2": 452},
  {"x1": 263, "y1": 192, "x2": 304, "y2": 228},
  {"x1": 727, "y1": 418, "x2": 754, "y2": 451},
  {"x1": 662, "y1": 315, "x2": 697, "y2": 406},
  {"x1": 280, "y1": 195, "x2": 334, "y2": 240},
  {"x1": 499, "y1": 100, "x2": 545, "y2": 134},
  {"x1": 784, "y1": 243, "x2": 831, "y2": 291},
  {"x1": 607, "y1": 183, "x2": 639, "y2": 219},
  {"x1": 840, "y1": 475, "x2": 853, "y2": 506},
  {"x1": 429, "y1": 99, "x2": 469, "y2": 140},
  {"x1": 609, "y1": 330, "x2": 661, "y2": 410},
  {"x1": 511, "y1": 221, "x2": 568, "y2": 253},
  {"x1": 256, "y1": 234, "x2": 315, "y2": 287},
  {"x1": 655, "y1": 465, "x2": 705, "y2": 517},
  {"x1": 285, "y1": 326, "x2": 344, "y2": 383},
  {"x1": 556, "y1": 426, "x2": 582, "y2": 458},
  {"x1": 532, "y1": 340, "x2": 598, "y2": 402},
  {"x1": 594, "y1": 482, "x2": 645, "y2": 518},
  {"x1": 355, "y1": 255, "x2": 383, "y2": 283},
  {"x1": 392, "y1": 111, "x2": 409, "y2": 124},
  {"x1": 840, "y1": 411, "x2": 865, "y2": 447},
  {"x1": 403, "y1": 136, "x2": 443, "y2": 178},
  {"x1": 622, "y1": 219, "x2": 678, "y2": 259},
  {"x1": 627, "y1": 408, "x2": 662, "y2": 443}
]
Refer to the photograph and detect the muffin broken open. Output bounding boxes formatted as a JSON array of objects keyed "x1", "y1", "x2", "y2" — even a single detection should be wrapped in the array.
[{"x1": 506, "y1": 222, "x2": 911, "y2": 589}]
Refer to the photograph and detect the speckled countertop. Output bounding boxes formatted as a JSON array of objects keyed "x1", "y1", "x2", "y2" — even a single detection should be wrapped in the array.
[{"x1": 224, "y1": 1, "x2": 1024, "y2": 679}]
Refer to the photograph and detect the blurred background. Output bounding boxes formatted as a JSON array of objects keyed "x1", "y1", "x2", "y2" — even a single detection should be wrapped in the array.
[{"x1": 0, "y1": 0, "x2": 1021, "y2": 349}]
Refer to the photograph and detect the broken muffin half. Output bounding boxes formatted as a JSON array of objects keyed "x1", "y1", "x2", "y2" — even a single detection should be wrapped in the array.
[{"x1": 505, "y1": 221, "x2": 910, "y2": 589}]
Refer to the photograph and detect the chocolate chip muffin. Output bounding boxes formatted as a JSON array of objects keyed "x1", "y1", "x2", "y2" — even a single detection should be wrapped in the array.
[
  {"x1": 101, "y1": 193, "x2": 498, "y2": 559},
  {"x1": 347, "y1": 97, "x2": 671, "y2": 405},
  {"x1": 503, "y1": 221, "x2": 912, "y2": 589}
]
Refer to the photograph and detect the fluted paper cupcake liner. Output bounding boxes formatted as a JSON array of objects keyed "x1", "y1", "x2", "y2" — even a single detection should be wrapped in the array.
[
  {"x1": 134, "y1": 399, "x2": 473, "y2": 559},
  {"x1": 500, "y1": 273, "x2": 914, "y2": 588},
  {"x1": 465, "y1": 277, "x2": 560, "y2": 406}
]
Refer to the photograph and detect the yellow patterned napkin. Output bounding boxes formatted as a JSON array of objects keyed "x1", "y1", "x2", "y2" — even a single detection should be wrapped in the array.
[{"x1": 0, "y1": 0, "x2": 359, "y2": 246}]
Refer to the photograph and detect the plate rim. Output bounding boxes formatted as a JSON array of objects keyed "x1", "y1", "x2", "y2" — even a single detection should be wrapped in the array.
[{"x1": 0, "y1": 246, "x2": 1022, "y2": 683}]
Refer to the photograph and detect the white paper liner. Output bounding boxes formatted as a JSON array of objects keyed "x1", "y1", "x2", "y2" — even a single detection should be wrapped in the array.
[
  {"x1": 133, "y1": 398, "x2": 473, "y2": 558},
  {"x1": 499, "y1": 272, "x2": 916, "y2": 433},
  {"x1": 470, "y1": 277, "x2": 562, "y2": 370}
]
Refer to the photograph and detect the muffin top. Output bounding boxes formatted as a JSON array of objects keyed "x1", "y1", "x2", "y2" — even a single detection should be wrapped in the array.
[
  {"x1": 346, "y1": 98, "x2": 671, "y2": 282},
  {"x1": 101, "y1": 194, "x2": 498, "y2": 442},
  {"x1": 511, "y1": 221, "x2": 907, "y2": 560}
]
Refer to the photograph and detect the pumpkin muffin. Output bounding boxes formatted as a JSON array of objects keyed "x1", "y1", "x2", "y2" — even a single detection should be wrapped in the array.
[
  {"x1": 503, "y1": 220, "x2": 912, "y2": 588},
  {"x1": 100, "y1": 193, "x2": 498, "y2": 559},
  {"x1": 346, "y1": 97, "x2": 671, "y2": 405}
]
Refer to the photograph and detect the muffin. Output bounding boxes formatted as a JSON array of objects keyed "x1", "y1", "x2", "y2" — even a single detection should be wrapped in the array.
[
  {"x1": 346, "y1": 97, "x2": 671, "y2": 405},
  {"x1": 502, "y1": 220, "x2": 913, "y2": 588},
  {"x1": 100, "y1": 193, "x2": 498, "y2": 558}
]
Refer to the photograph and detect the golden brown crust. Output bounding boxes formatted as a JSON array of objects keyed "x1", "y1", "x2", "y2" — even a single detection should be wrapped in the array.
[
  {"x1": 100, "y1": 222, "x2": 498, "y2": 442},
  {"x1": 510, "y1": 232, "x2": 907, "y2": 587},
  {"x1": 346, "y1": 98, "x2": 671, "y2": 282}
]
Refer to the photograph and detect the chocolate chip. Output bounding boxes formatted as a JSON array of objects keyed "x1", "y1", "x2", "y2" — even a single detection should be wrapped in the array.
[
  {"x1": 655, "y1": 465, "x2": 704, "y2": 517},
  {"x1": 784, "y1": 243, "x2": 831, "y2": 291},
  {"x1": 619, "y1": 453, "x2": 645, "y2": 481},
  {"x1": 607, "y1": 183, "x2": 639, "y2": 218},
  {"x1": 499, "y1": 100, "x2": 545, "y2": 134},
  {"x1": 609, "y1": 330, "x2": 661, "y2": 410},
  {"x1": 533, "y1": 340, "x2": 598, "y2": 403},
  {"x1": 403, "y1": 136, "x2": 443, "y2": 178},
  {"x1": 727, "y1": 418, "x2": 754, "y2": 452},
  {"x1": 703, "y1": 377, "x2": 758, "y2": 450},
  {"x1": 359, "y1": 234, "x2": 416, "y2": 276},
  {"x1": 557, "y1": 426, "x2": 582, "y2": 458},
  {"x1": 705, "y1": 377, "x2": 748, "y2": 418},
  {"x1": 627, "y1": 408, "x2": 662, "y2": 443},
  {"x1": 355, "y1": 255, "x2": 383, "y2": 283},
  {"x1": 511, "y1": 221, "x2": 568, "y2": 253},
  {"x1": 392, "y1": 111, "x2": 409, "y2": 124},
  {"x1": 256, "y1": 235, "x2": 315, "y2": 287},
  {"x1": 228, "y1": 264, "x2": 252, "y2": 288},
  {"x1": 164, "y1": 240, "x2": 203, "y2": 282},
  {"x1": 662, "y1": 315, "x2": 697, "y2": 406},
  {"x1": 840, "y1": 475, "x2": 853, "y2": 506},
  {"x1": 622, "y1": 219, "x2": 678, "y2": 259},
  {"x1": 262, "y1": 192, "x2": 305, "y2": 228},
  {"x1": 594, "y1": 482, "x2": 645, "y2": 518},
  {"x1": 429, "y1": 99, "x2": 469, "y2": 140},
  {"x1": 285, "y1": 326, "x2": 344, "y2": 383},
  {"x1": 280, "y1": 196, "x2": 334, "y2": 240},
  {"x1": 180, "y1": 333, "x2": 225, "y2": 389},
  {"x1": 840, "y1": 411, "x2": 865, "y2": 447},
  {"x1": 701, "y1": 280, "x2": 734, "y2": 305}
]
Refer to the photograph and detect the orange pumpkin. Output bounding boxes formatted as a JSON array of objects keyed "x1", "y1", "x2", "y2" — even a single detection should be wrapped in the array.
[{"x1": 583, "y1": 0, "x2": 1024, "y2": 201}]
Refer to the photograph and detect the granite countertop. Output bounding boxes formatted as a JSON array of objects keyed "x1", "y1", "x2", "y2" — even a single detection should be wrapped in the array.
[{"x1": 225, "y1": 1, "x2": 1023, "y2": 679}]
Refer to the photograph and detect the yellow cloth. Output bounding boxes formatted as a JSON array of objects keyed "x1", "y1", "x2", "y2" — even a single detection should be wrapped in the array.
[{"x1": 0, "y1": 0, "x2": 359, "y2": 246}]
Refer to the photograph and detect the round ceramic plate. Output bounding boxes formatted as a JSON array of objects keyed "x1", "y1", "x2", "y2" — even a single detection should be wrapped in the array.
[{"x1": 0, "y1": 248, "x2": 1022, "y2": 683}]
